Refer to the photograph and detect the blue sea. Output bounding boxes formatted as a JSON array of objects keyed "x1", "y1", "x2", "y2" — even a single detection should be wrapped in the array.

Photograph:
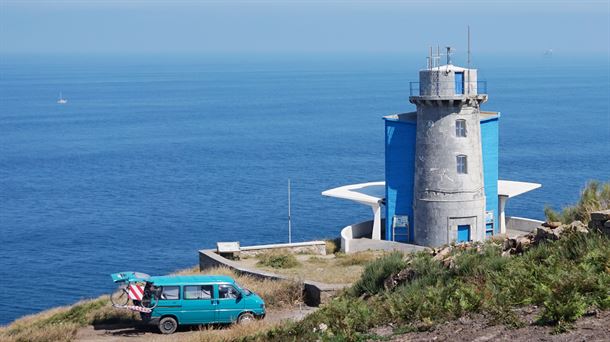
[{"x1": 0, "y1": 53, "x2": 608, "y2": 325}]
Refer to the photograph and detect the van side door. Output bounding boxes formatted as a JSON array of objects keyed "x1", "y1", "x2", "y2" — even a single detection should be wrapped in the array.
[
  {"x1": 216, "y1": 284, "x2": 246, "y2": 323},
  {"x1": 154, "y1": 286, "x2": 182, "y2": 320},
  {"x1": 181, "y1": 284, "x2": 216, "y2": 324}
]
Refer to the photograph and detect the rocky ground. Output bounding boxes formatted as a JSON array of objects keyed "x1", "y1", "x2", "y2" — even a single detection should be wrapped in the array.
[
  {"x1": 76, "y1": 306, "x2": 610, "y2": 342},
  {"x1": 373, "y1": 309, "x2": 610, "y2": 342}
]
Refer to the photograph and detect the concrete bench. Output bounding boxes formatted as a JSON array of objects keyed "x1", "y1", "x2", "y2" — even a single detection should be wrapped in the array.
[{"x1": 217, "y1": 241, "x2": 240, "y2": 260}]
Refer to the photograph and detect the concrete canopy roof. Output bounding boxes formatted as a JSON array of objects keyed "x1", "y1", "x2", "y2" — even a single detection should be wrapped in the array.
[
  {"x1": 322, "y1": 181, "x2": 385, "y2": 206},
  {"x1": 323, "y1": 180, "x2": 541, "y2": 207},
  {"x1": 498, "y1": 180, "x2": 541, "y2": 198}
]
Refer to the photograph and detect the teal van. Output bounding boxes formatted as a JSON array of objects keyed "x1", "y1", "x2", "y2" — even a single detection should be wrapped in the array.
[{"x1": 110, "y1": 272, "x2": 266, "y2": 334}]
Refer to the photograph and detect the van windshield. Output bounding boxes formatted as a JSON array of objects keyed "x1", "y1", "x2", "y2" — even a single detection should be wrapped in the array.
[{"x1": 236, "y1": 284, "x2": 252, "y2": 296}]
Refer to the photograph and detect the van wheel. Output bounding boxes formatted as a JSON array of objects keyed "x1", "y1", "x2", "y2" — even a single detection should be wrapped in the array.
[
  {"x1": 159, "y1": 317, "x2": 178, "y2": 334},
  {"x1": 238, "y1": 312, "x2": 255, "y2": 324}
]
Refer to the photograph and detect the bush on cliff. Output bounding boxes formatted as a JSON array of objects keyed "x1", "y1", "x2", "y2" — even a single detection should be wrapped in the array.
[
  {"x1": 348, "y1": 251, "x2": 406, "y2": 297},
  {"x1": 545, "y1": 180, "x2": 610, "y2": 224},
  {"x1": 246, "y1": 230, "x2": 610, "y2": 341}
]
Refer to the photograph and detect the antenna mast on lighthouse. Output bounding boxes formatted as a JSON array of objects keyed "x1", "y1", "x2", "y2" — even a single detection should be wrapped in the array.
[{"x1": 467, "y1": 25, "x2": 472, "y2": 94}]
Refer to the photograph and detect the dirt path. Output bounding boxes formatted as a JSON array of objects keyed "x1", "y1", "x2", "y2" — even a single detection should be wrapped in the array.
[{"x1": 75, "y1": 306, "x2": 316, "y2": 342}]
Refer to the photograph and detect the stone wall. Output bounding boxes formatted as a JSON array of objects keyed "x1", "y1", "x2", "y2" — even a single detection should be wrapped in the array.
[
  {"x1": 589, "y1": 209, "x2": 610, "y2": 236},
  {"x1": 199, "y1": 249, "x2": 347, "y2": 307}
]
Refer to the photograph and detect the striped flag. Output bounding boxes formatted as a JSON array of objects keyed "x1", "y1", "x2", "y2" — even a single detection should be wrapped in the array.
[{"x1": 128, "y1": 283, "x2": 145, "y2": 301}]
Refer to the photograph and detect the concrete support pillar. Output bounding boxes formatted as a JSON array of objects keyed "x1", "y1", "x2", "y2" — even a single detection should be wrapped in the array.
[
  {"x1": 499, "y1": 195, "x2": 508, "y2": 234},
  {"x1": 372, "y1": 204, "x2": 381, "y2": 240}
]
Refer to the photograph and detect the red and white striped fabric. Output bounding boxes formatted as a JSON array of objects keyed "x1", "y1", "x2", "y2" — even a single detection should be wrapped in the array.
[
  {"x1": 128, "y1": 283, "x2": 145, "y2": 301},
  {"x1": 123, "y1": 305, "x2": 152, "y2": 313}
]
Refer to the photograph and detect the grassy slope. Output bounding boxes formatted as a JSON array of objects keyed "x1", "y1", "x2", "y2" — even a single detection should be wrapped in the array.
[
  {"x1": 0, "y1": 296, "x2": 138, "y2": 342},
  {"x1": 0, "y1": 267, "x2": 302, "y2": 342},
  {"x1": 244, "y1": 230, "x2": 610, "y2": 342}
]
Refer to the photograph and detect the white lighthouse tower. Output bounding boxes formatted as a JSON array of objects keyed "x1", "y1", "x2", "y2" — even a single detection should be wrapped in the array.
[
  {"x1": 408, "y1": 47, "x2": 488, "y2": 246},
  {"x1": 322, "y1": 43, "x2": 542, "y2": 253}
]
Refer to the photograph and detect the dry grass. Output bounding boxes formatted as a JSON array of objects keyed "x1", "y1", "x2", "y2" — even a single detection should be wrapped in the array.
[
  {"x1": 184, "y1": 319, "x2": 282, "y2": 342},
  {"x1": 0, "y1": 321, "x2": 80, "y2": 342},
  {"x1": 0, "y1": 296, "x2": 137, "y2": 342},
  {"x1": 172, "y1": 265, "x2": 200, "y2": 275},
  {"x1": 235, "y1": 250, "x2": 385, "y2": 284},
  {"x1": 306, "y1": 256, "x2": 327, "y2": 264},
  {"x1": 325, "y1": 238, "x2": 340, "y2": 254},
  {"x1": 335, "y1": 251, "x2": 380, "y2": 266},
  {"x1": 0, "y1": 305, "x2": 78, "y2": 342},
  {"x1": 174, "y1": 266, "x2": 303, "y2": 309}
]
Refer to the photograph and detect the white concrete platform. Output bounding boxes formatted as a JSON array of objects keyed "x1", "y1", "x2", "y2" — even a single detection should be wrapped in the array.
[{"x1": 322, "y1": 182, "x2": 385, "y2": 240}]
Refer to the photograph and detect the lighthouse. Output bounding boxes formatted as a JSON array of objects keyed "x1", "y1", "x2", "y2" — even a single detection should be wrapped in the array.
[
  {"x1": 409, "y1": 49, "x2": 488, "y2": 246},
  {"x1": 322, "y1": 45, "x2": 541, "y2": 252},
  {"x1": 382, "y1": 47, "x2": 501, "y2": 247}
]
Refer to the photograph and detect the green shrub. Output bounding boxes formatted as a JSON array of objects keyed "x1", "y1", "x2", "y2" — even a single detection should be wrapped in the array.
[
  {"x1": 349, "y1": 251, "x2": 406, "y2": 297},
  {"x1": 537, "y1": 279, "x2": 588, "y2": 328},
  {"x1": 336, "y1": 251, "x2": 378, "y2": 267},
  {"x1": 316, "y1": 297, "x2": 375, "y2": 341},
  {"x1": 545, "y1": 180, "x2": 610, "y2": 224},
  {"x1": 256, "y1": 252, "x2": 300, "y2": 269}
]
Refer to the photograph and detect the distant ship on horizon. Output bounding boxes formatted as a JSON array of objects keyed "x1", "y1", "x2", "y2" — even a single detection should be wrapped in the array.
[{"x1": 57, "y1": 92, "x2": 68, "y2": 104}]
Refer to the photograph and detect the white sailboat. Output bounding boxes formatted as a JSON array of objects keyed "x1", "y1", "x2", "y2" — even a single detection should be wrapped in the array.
[{"x1": 57, "y1": 92, "x2": 68, "y2": 104}]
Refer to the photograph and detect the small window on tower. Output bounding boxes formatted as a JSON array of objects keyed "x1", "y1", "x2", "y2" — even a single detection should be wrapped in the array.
[
  {"x1": 457, "y1": 155, "x2": 468, "y2": 174},
  {"x1": 456, "y1": 119, "x2": 467, "y2": 137}
]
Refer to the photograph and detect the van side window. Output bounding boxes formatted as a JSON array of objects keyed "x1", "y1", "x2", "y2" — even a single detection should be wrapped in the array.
[
  {"x1": 160, "y1": 286, "x2": 180, "y2": 300},
  {"x1": 184, "y1": 285, "x2": 214, "y2": 300},
  {"x1": 219, "y1": 285, "x2": 240, "y2": 299}
]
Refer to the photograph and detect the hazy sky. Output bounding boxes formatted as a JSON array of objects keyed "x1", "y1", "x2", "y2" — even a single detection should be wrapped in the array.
[{"x1": 1, "y1": 0, "x2": 608, "y2": 55}]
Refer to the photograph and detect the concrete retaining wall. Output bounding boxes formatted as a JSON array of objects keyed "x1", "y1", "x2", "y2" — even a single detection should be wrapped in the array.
[
  {"x1": 506, "y1": 216, "x2": 543, "y2": 232},
  {"x1": 341, "y1": 220, "x2": 374, "y2": 253},
  {"x1": 341, "y1": 219, "x2": 428, "y2": 254},
  {"x1": 199, "y1": 248, "x2": 347, "y2": 307}
]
